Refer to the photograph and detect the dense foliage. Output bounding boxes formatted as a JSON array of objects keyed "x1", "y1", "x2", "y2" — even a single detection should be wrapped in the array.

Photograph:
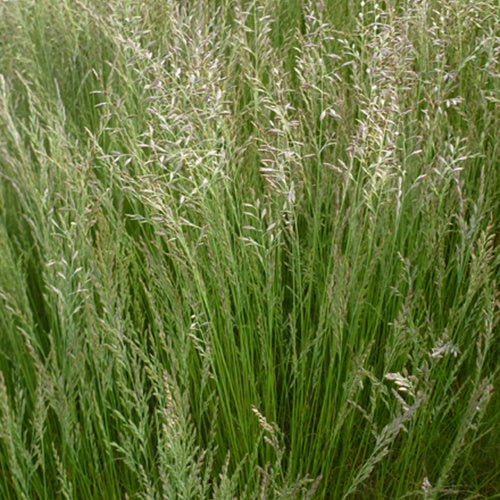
[{"x1": 0, "y1": 0, "x2": 498, "y2": 497}]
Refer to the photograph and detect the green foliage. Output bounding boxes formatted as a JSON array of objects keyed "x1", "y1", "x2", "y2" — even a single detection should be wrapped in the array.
[{"x1": 0, "y1": 0, "x2": 498, "y2": 497}]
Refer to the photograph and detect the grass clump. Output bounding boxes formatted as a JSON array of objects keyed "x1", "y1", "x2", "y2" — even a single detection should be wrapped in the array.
[{"x1": 0, "y1": 0, "x2": 498, "y2": 497}]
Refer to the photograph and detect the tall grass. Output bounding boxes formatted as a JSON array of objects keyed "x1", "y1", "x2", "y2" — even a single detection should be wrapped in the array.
[{"x1": 0, "y1": 0, "x2": 498, "y2": 497}]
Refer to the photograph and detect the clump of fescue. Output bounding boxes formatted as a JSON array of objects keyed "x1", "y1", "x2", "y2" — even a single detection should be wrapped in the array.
[{"x1": 0, "y1": 0, "x2": 498, "y2": 498}]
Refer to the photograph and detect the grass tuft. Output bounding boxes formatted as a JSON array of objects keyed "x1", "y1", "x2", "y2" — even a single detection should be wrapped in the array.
[{"x1": 1, "y1": 0, "x2": 498, "y2": 497}]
